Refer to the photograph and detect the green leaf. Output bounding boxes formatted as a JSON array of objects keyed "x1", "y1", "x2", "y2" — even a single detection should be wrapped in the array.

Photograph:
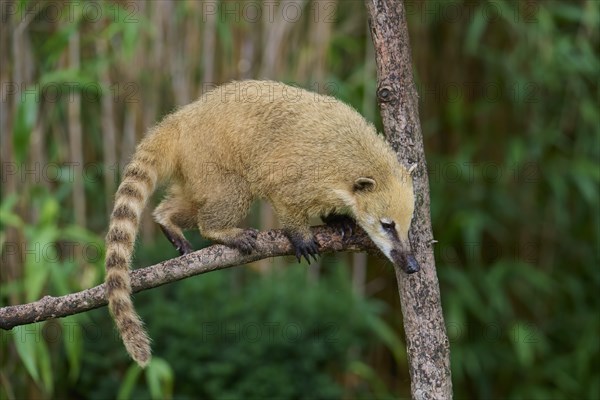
[
  {"x1": 511, "y1": 322, "x2": 537, "y2": 367},
  {"x1": 37, "y1": 334, "x2": 54, "y2": 394},
  {"x1": 465, "y1": 7, "x2": 488, "y2": 54},
  {"x1": 145, "y1": 358, "x2": 174, "y2": 400},
  {"x1": 349, "y1": 360, "x2": 394, "y2": 400},
  {"x1": 0, "y1": 193, "x2": 23, "y2": 229},
  {"x1": 122, "y1": 16, "x2": 140, "y2": 59},
  {"x1": 38, "y1": 68, "x2": 95, "y2": 87},
  {"x1": 63, "y1": 225, "x2": 103, "y2": 245},
  {"x1": 571, "y1": 160, "x2": 600, "y2": 206},
  {"x1": 39, "y1": 197, "x2": 59, "y2": 226},
  {"x1": 13, "y1": 87, "x2": 39, "y2": 163},
  {"x1": 13, "y1": 325, "x2": 41, "y2": 384},
  {"x1": 22, "y1": 223, "x2": 58, "y2": 301},
  {"x1": 117, "y1": 364, "x2": 142, "y2": 400},
  {"x1": 364, "y1": 313, "x2": 406, "y2": 365},
  {"x1": 61, "y1": 317, "x2": 83, "y2": 382},
  {"x1": 24, "y1": 256, "x2": 51, "y2": 303}
]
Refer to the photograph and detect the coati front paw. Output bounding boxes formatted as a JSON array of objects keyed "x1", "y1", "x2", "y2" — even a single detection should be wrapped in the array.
[
  {"x1": 229, "y1": 228, "x2": 259, "y2": 254},
  {"x1": 285, "y1": 231, "x2": 319, "y2": 264},
  {"x1": 322, "y1": 214, "x2": 356, "y2": 239}
]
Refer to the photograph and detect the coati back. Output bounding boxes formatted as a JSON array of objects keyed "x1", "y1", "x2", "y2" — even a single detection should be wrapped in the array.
[{"x1": 105, "y1": 80, "x2": 419, "y2": 367}]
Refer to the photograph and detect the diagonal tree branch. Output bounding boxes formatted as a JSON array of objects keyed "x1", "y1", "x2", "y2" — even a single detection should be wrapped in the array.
[{"x1": 0, "y1": 227, "x2": 376, "y2": 330}]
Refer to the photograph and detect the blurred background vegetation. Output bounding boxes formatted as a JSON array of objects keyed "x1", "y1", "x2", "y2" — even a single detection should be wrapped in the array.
[{"x1": 1, "y1": 0, "x2": 598, "y2": 399}]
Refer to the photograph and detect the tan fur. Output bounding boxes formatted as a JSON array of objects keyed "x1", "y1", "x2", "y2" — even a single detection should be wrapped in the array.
[{"x1": 105, "y1": 80, "x2": 417, "y2": 367}]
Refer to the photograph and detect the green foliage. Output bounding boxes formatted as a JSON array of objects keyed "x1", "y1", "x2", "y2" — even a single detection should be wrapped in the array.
[
  {"x1": 72, "y1": 265, "x2": 390, "y2": 399},
  {"x1": 0, "y1": 187, "x2": 103, "y2": 399},
  {"x1": 115, "y1": 360, "x2": 174, "y2": 400},
  {"x1": 420, "y1": 1, "x2": 599, "y2": 398}
]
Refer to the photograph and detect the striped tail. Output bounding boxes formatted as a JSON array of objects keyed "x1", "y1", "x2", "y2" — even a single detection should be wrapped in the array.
[{"x1": 105, "y1": 142, "x2": 161, "y2": 367}]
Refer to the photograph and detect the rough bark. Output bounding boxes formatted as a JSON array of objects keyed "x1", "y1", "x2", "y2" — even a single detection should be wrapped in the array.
[
  {"x1": 365, "y1": 0, "x2": 453, "y2": 398},
  {"x1": 0, "y1": 226, "x2": 376, "y2": 330}
]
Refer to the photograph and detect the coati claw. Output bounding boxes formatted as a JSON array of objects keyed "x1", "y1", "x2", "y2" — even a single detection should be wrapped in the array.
[
  {"x1": 230, "y1": 228, "x2": 260, "y2": 254},
  {"x1": 322, "y1": 214, "x2": 356, "y2": 239},
  {"x1": 245, "y1": 228, "x2": 259, "y2": 238},
  {"x1": 177, "y1": 240, "x2": 194, "y2": 256},
  {"x1": 159, "y1": 224, "x2": 194, "y2": 256},
  {"x1": 286, "y1": 231, "x2": 319, "y2": 264},
  {"x1": 293, "y1": 238, "x2": 320, "y2": 264}
]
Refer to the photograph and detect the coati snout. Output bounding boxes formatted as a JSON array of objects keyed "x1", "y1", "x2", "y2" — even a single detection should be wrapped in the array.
[{"x1": 334, "y1": 175, "x2": 419, "y2": 274}]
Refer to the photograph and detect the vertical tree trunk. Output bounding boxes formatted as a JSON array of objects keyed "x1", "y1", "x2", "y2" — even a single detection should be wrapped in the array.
[{"x1": 364, "y1": 1, "x2": 453, "y2": 398}]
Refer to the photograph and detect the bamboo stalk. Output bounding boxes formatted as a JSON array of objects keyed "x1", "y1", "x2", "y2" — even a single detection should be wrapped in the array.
[
  {"x1": 1, "y1": 1, "x2": 32, "y2": 301},
  {"x1": 96, "y1": 34, "x2": 117, "y2": 218},
  {"x1": 201, "y1": 0, "x2": 218, "y2": 88},
  {"x1": 260, "y1": 0, "x2": 307, "y2": 77},
  {"x1": 68, "y1": 31, "x2": 86, "y2": 228}
]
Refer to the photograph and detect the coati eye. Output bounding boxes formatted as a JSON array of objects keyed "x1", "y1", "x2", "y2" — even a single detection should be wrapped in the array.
[{"x1": 381, "y1": 220, "x2": 396, "y2": 231}]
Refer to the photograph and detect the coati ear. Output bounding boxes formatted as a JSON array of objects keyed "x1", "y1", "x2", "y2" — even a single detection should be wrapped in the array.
[{"x1": 353, "y1": 177, "x2": 376, "y2": 192}]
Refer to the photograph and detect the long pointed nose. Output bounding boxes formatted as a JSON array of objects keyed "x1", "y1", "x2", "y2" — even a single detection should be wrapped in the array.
[
  {"x1": 390, "y1": 249, "x2": 421, "y2": 274},
  {"x1": 404, "y1": 253, "x2": 420, "y2": 274}
]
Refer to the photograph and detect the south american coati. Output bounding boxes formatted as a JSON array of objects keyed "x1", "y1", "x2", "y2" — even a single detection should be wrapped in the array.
[{"x1": 105, "y1": 80, "x2": 420, "y2": 367}]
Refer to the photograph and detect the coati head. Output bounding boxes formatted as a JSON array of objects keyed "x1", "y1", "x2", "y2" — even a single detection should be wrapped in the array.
[{"x1": 335, "y1": 173, "x2": 420, "y2": 274}]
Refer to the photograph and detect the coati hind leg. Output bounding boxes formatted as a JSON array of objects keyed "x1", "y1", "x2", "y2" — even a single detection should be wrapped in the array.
[
  {"x1": 271, "y1": 199, "x2": 319, "y2": 264},
  {"x1": 153, "y1": 185, "x2": 197, "y2": 255},
  {"x1": 195, "y1": 174, "x2": 257, "y2": 254}
]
